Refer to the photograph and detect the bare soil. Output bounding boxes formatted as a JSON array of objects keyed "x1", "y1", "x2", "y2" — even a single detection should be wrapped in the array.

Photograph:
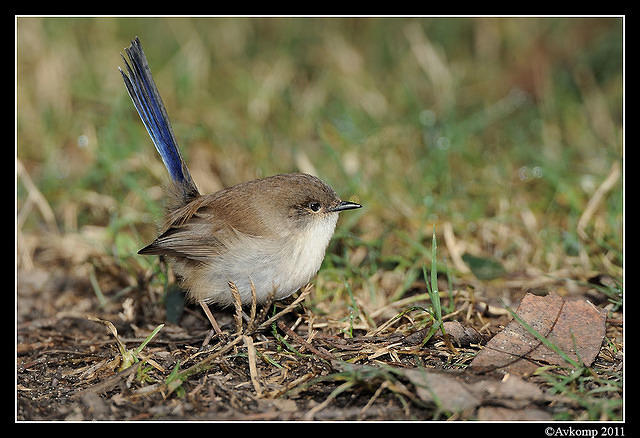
[{"x1": 17, "y1": 252, "x2": 623, "y2": 421}]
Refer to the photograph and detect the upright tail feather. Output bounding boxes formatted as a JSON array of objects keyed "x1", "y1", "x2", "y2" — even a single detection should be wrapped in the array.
[{"x1": 120, "y1": 37, "x2": 199, "y2": 204}]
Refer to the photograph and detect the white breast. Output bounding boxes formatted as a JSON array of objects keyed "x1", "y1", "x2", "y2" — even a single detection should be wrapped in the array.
[{"x1": 177, "y1": 212, "x2": 340, "y2": 307}]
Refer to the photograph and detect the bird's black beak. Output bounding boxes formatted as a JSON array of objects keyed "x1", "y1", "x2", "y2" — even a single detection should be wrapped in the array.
[{"x1": 331, "y1": 201, "x2": 362, "y2": 212}]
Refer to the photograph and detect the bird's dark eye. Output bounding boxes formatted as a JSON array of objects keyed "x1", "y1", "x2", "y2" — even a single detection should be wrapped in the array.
[{"x1": 308, "y1": 201, "x2": 322, "y2": 212}]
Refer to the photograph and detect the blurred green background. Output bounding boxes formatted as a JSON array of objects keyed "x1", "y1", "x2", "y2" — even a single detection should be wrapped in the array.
[{"x1": 17, "y1": 17, "x2": 623, "y2": 297}]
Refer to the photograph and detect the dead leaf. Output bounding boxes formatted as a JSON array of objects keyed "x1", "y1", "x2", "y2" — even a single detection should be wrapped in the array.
[
  {"x1": 469, "y1": 372, "x2": 545, "y2": 409},
  {"x1": 402, "y1": 368, "x2": 546, "y2": 414},
  {"x1": 469, "y1": 292, "x2": 607, "y2": 375},
  {"x1": 442, "y1": 320, "x2": 485, "y2": 347},
  {"x1": 331, "y1": 362, "x2": 549, "y2": 415},
  {"x1": 476, "y1": 406, "x2": 552, "y2": 421},
  {"x1": 404, "y1": 369, "x2": 481, "y2": 412}
]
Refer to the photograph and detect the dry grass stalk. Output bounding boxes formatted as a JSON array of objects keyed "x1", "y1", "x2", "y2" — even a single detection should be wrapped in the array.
[
  {"x1": 577, "y1": 160, "x2": 621, "y2": 240},
  {"x1": 228, "y1": 280, "x2": 244, "y2": 335},
  {"x1": 254, "y1": 284, "x2": 313, "y2": 332},
  {"x1": 243, "y1": 334, "x2": 262, "y2": 396}
]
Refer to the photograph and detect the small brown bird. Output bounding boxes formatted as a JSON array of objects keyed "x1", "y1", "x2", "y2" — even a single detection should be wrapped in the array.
[{"x1": 120, "y1": 37, "x2": 361, "y2": 334}]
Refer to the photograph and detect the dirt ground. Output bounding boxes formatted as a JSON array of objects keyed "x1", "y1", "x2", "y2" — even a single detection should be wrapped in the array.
[{"x1": 16, "y1": 248, "x2": 623, "y2": 422}]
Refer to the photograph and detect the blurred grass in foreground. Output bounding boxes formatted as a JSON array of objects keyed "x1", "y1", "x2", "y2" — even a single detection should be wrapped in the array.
[{"x1": 17, "y1": 17, "x2": 623, "y2": 308}]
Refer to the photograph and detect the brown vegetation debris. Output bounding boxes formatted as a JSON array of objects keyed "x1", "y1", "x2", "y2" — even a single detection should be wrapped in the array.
[{"x1": 469, "y1": 292, "x2": 607, "y2": 375}]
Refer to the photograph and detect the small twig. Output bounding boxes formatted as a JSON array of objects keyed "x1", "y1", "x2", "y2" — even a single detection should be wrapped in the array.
[
  {"x1": 88, "y1": 267, "x2": 108, "y2": 309},
  {"x1": 265, "y1": 371, "x2": 318, "y2": 398},
  {"x1": 577, "y1": 160, "x2": 620, "y2": 240},
  {"x1": 16, "y1": 158, "x2": 59, "y2": 235},
  {"x1": 175, "y1": 335, "x2": 244, "y2": 382},
  {"x1": 304, "y1": 380, "x2": 355, "y2": 420},
  {"x1": 442, "y1": 221, "x2": 470, "y2": 274},
  {"x1": 228, "y1": 280, "x2": 243, "y2": 335},
  {"x1": 255, "y1": 284, "x2": 313, "y2": 332},
  {"x1": 359, "y1": 380, "x2": 389, "y2": 419},
  {"x1": 249, "y1": 280, "x2": 258, "y2": 325},
  {"x1": 72, "y1": 362, "x2": 142, "y2": 398},
  {"x1": 277, "y1": 320, "x2": 336, "y2": 360},
  {"x1": 243, "y1": 335, "x2": 263, "y2": 397},
  {"x1": 244, "y1": 280, "x2": 261, "y2": 333}
]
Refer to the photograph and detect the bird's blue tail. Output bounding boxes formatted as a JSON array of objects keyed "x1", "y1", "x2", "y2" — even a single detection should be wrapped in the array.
[{"x1": 120, "y1": 37, "x2": 199, "y2": 203}]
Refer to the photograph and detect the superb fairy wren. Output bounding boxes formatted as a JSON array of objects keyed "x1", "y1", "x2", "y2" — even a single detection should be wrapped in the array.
[{"x1": 119, "y1": 37, "x2": 361, "y2": 334}]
